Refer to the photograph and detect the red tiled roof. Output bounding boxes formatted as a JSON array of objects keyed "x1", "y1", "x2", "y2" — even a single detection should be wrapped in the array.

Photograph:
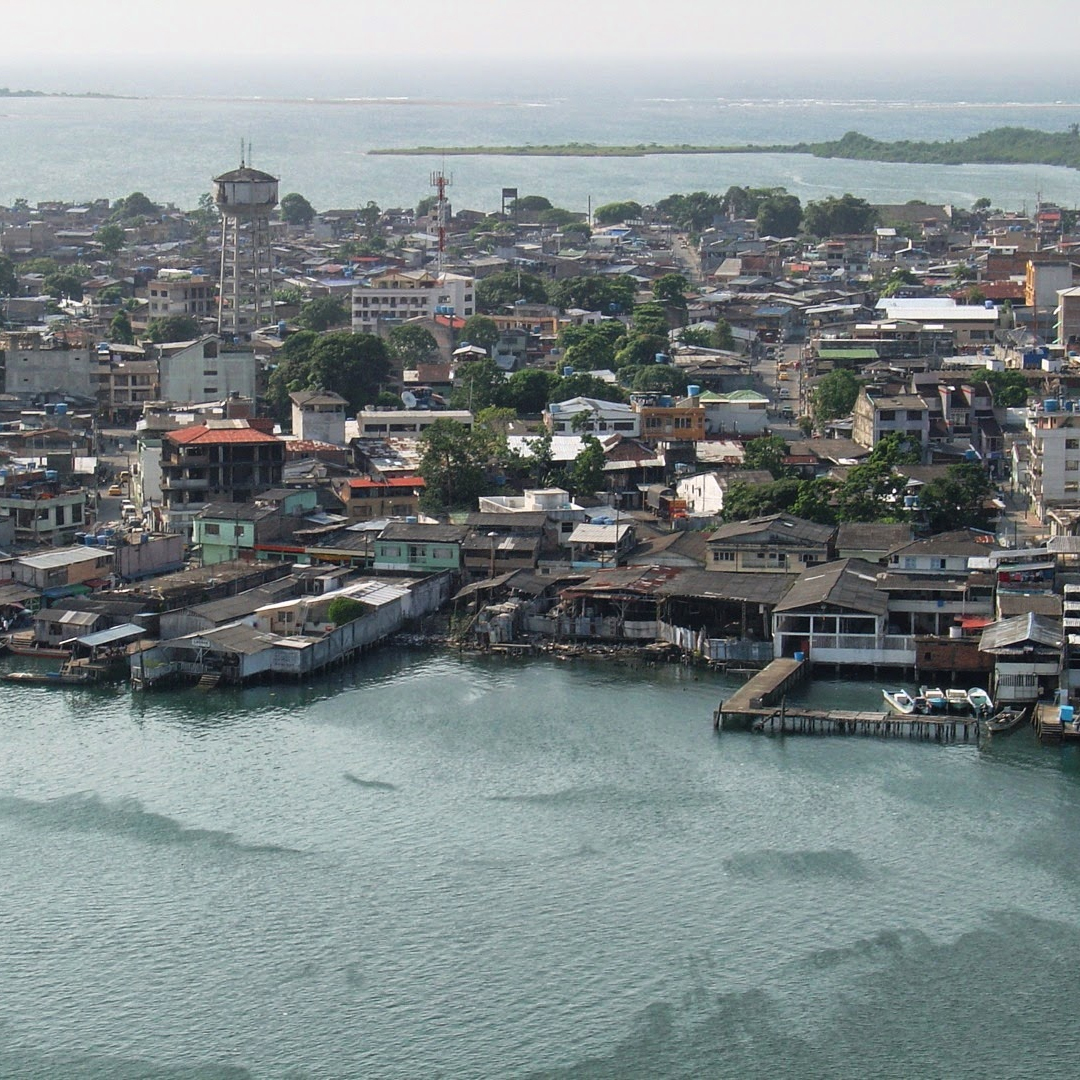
[
  {"x1": 345, "y1": 476, "x2": 424, "y2": 489},
  {"x1": 168, "y1": 424, "x2": 281, "y2": 445}
]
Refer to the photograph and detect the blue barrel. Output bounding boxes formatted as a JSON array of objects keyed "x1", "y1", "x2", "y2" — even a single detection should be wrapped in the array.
[{"x1": 794, "y1": 651, "x2": 805, "y2": 662}]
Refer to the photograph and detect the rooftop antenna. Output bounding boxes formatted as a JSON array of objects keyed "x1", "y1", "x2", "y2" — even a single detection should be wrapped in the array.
[{"x1": 240, "y1": 138, "x2": 245, "y2": 168}]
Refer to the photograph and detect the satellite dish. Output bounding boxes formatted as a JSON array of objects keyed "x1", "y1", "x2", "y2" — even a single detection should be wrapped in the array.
[{"x1": 401, "y1": 391, "x2": 417, "y2": 409}]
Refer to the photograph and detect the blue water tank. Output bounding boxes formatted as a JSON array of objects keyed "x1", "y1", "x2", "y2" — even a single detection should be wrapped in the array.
[
  {"x1": 563, "y1": 366, "x2": 574, "y2": 377},
  {"x1": 83, "y1": 535, "x2": 96, "y2": 546},
  {"x1": 794, "y1": 651, "x2": 805, "y2": 662},
  {"x1": 277, "y1": 320, "x2": 287, "y2": 337},
  {"x1": 655, "y1": 353, "x2": 669, "y2": 364},
  {"x1": 687, "y1": 384, "x2": 701, "y2": 397},
  {"x1": 45, "y1": 469, "x2": 58, "y2": 481},
  {"x1": 903, "y1": 495, "x2": 918, "y2": 508},
  {"x1": 1061, "y1": 705, "x2": 1074, "y2": 722},
  {"x1": 984, "y1": 299, "x2": 995, "y2": 309},
  {"x1": 56, "y1": 402, "x2": 67, "y2": 415},
  {"x1": 1045, "y1": 399, "x2": 1059, "y2": 412},
  {"x1": 140, "y1": 533, "x2": 148, "y2": 544},
  {"x1": 405, "y1": 516, "x2": 418, "y2": 524},
  {"x1": 660, "y1": 396, "x2": 673, "y2": 407}
]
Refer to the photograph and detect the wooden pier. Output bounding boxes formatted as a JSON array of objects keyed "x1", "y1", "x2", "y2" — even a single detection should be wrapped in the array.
[
  {"x1": 1034, "y1": 703, "x2": 1080, "y2": 744},
  {"x1": 749, "y1": 707, "x2": 980, "y2": 742},
  {"x1": 712, "y1": 656, "x2": 978, "y2": 741},
  {"x1": 713, "y1": 657, "x2": 809, "y2": 729}
]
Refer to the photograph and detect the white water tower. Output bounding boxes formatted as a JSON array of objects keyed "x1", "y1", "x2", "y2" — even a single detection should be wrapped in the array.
[{"x1": 214, "y1": 152, "x2": 278, "y2": 338}]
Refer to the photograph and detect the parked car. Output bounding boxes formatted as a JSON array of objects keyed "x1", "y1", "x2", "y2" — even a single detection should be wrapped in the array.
[{"x1": 107, "y1": 484, "x2": 123, "y2": 496}]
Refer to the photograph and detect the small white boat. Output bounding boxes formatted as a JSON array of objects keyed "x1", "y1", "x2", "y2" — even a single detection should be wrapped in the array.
[
  {"x1": 883, "y1": 689, "x2": 917, "y2": 715},
  {"x1": 921, "y1": 686, "x2": 947, "y2": 712},
  {"x1": 967, "y1": 687, "x2": 994, "y2": 715},
  {"x1": 946, "y1": 689, "x2": 970, "y2": 713}
]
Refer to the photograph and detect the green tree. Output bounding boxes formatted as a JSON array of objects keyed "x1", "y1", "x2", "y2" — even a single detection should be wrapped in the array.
[
  {"x1": 613, "y1": 332, "x2": 670, "y2": 370},
  {"x1": 418, "y1": 419, "x2": 492, "y2": 512},
  {"x1": 559, "y1": 320, "x2": 626, "y2": 371},
  {"x1": 677, "y1": 326, "x2": 714, "y2": 349},
  {"x1": 146, "y1": 314, "x2": 200, "y2": 343},
  {"x1": 792, "y1": 477, "x2": 839, "y2": 525},
  {"x1": 451, "y1": 357, "x2": 506, "y2": 411},
  {"x1": 835, "y1": 458, "x2": 908, "y2": 523},
  {"x1": 0, "y1": 254, "x2": 16, "y2": 296},
  {"x1": 95, "y1": 223, "x2": 125, "y2": 256},
  {"x1": 266, "y1": 330, "x2": 391, "y2": 420},
  {"x1": 879, "y1": 268, "x2": 921, "y2": 297},
  {"x1": 743, "y1": 435, "x2": 790, "y2": 479},
  {"x1": 802, "y1": 193, "x2": 877, "y2": 237},
  {"x1": 387, "y1": 323, "x2": 439, "y2": 366},
  {"x1": 296, "y1": 296, "x2": 348, "y2": 332},
  {"x1": 476, "y1": 270, "x2": 548, "y2": 312},
  {"x1": 461, "y1": 314, "x2": 500, "y2": 353},
  {"x1": 109, "y1": 308, "x2": 134, "y2": 345},
  {"x1": 556, "y1": 371, "x2": 627, "y2": 403},
  {"x1": 111, "y1": 191, "x2": 158, "y2": 221},
  {"x1": 569, "y1": 435, "x2": 606, "y2": 498},
  {"x1": 43, "y1": 271, "x2": 86, "y2": 301},
  {"x1": 416, "y1": 195, "x2": 438, "y2": 217},
  {"x1": 280, "y1": 192, "x2": 315, "y2": 227},
  {"x1": 508, "y1": 195, "x2": 552, "y2": 214},
  {"x1": 518, "y1": 429, "x2": 559, "y2": 488},
  {"x1": 713, "y1": 318, "x2": 735, "y2": 351},
  {"x1": 358, "y1": 201, "x2": 381, "y2": 238},
  {"x1": 327, "y1": 597, "x2": 368, "y2": 626},
  {"x1": 983, "y1": 369, "x2": 1030, "y2": 408},
  {"x1": 652, "y1": 273, "x2": 689, "y2": 309},
  {"x1": 560, "y1": 221, "x2": 592, "y2": 242},
  {"x1": 918, "y1": 462, "x2": 993, "y2": 533},
  {"x1": 549, "y1": 274, "x2": 636, "y2": 315},
  {"x1": 656, "y1": 191, "x2": 726, "y2": 232},
  {"x1": 629, "y1": 364, "x2": 689, "y2": 396},
  {"x1": 593, "y1": 200, "x2": 642, "y2": 225},
  {"x1": 504, "y1": 368, "x2": 557, "y2": 414},
  {"x1": 756, "y1": 193, "x2": 802, "y2": 236},
  {"x1": 723, "y1": 477, "x2": 803, "y2": 520},
  {"x1": 811, "y1": 369, "x2": 861, "y2": 424},
  {"x1": 537, "y1": 207, "x2": 583, "y2": 227}
]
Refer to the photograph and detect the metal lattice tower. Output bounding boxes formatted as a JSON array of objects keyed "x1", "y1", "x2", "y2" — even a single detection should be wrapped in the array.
[{"x1": 214, "y1": 148, "x2": 278, "y2": 338}]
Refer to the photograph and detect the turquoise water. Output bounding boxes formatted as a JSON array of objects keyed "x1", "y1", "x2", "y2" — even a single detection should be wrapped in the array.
[{"x1": 2, "y1": 650, "x2": 1080, "y2": 1077}]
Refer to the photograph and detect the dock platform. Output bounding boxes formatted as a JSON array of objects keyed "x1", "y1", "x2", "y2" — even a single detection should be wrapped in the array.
[
  {"x1": 714, "y1": 658, "x2": 809, "y2": 728},
  {"x1": 749, "y1": 707, "x2": 979, "y2": 741}
]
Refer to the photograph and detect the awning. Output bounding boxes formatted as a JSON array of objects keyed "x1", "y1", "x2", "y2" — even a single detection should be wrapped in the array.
[
  {"x1": 70, "y1": 622, "x2": 147, "y2": 649},
  {"x1": 959, "y1": 615, "x2": 993, "y2": 630}
]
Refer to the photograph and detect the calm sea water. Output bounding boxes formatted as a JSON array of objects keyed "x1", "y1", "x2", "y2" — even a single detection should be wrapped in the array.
[
  {"x1": 2, "y1": 648, "x2": 1080, "y2": 1078},
  {"x1": 2, "y1": 59, "x2": 1080, "y2": 214}
]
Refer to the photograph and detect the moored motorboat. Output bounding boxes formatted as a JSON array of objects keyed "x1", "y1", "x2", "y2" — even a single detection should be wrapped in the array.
[
  {"x1": 967, "y1": 687, "x2": 994, "y2": 716},
  {"x1": 920, "y1": 686, "x2": 947, "y2": 712},
  {"x1": 946, "y1": 688, "x2": 970, "y2": 713},
  {"x1": 984, "y1": 704, "x2": 1031, "y2": 735},
  {"x1": 3, "y1": 634, "x2": 71, "y2": 659},
  {"x1": 883, "y1": 689, "x2": 917, "y2": 715},
  {"x1": 2, "y1": 669, "x2": 94, "y2": 686}
]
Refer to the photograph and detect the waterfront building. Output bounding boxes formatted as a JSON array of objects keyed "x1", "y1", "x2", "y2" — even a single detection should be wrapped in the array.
[
  {"x1": 373, "y1": 521, "x2": 469, "y2": 573},
  {"x1": 707, "y1": 514, "x2": 836, "y2": 573},
  {"x1": 0, "y1": 468, "x2": 87, "y2": 548},
  {"x1": 979, "y1": 612, "x2": 1063, "y2": 708}
]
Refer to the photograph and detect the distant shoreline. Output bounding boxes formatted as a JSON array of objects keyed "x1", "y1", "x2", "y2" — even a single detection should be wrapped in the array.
[
  {"x1": 369, "y1": 126, "x2": 1080, "y2": 170},
  {"x1": 0, "y1": 88, "x2": 129, "y2": 100}
]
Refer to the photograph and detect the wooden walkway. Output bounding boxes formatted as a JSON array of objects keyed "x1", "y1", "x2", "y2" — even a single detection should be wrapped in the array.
[
  {"x1": 717, "y1": 657, "x2": 809, "y2": 721},
  {"x1": 749, "y1": 707, "x2": 980, "y2": 742}
]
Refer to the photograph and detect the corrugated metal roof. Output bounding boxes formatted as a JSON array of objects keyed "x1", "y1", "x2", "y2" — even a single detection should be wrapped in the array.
[{"x1": 774, "y1": 559, "x2": 887, "y2": 615}]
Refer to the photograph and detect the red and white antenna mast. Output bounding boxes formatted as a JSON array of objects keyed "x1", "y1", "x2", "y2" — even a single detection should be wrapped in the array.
[{"x1": 430, "y1": 168, "x2": 452, "y2": 275}]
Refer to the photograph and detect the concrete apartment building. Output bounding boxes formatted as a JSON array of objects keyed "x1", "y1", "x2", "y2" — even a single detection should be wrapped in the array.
[
  {"x1": 159, "y1": 420, "x2": 284, "y2": 536},
  {"x1": 1, "y1": 329, "x2": 95, "y2": 398},
  {"x1": 351, "y1": 270, "x2": 475, "y2": 334},
  {"x1": 852, "y1": 387, "x2": 930, "y2": 451},
  {"x1": 147, "y1": 272, "x2": 216, "y2": 322},
  {"x1": 1024, "y1": 399, "x2": 1080, "y2": 523},
  {"x1": 157, "y1": 338, "x2": 257, "y2": 406}
]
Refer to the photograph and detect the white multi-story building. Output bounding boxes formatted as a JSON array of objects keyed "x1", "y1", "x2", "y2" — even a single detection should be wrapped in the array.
[
  {"x1": 157, "y1": 338, "x2": 257, "y2": 406},
  {"x1": 351, "y1": 270, "x2": 474, "y2": 334},
  {"x1": 1025, "y1": 399, "x2": 1080, "y2": 522},
  {"x1": 0, "y1": 329, "x2": 94, "y2": 398},
  {"x1": 852, "y1": 387, "x2": 930, "y2": 451},
  {"x1": 355, "y1": 408, "x2": 473, "y2": 439}
]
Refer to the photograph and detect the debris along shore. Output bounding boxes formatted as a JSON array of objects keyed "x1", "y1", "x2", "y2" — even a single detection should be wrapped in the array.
[{"x1": 387, "y1": 630, "x2": 687, "y2": 663}]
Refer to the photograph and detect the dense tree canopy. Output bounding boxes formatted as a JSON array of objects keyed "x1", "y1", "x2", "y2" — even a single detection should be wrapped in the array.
[
  {"x1": 655, "y1": 191, "x2": 726, "y2": 232},
  {"x1": 296, "y1": 296, "x2": 349, "y2": 332},
  {"x1": 918, "y1": 462, "x2": 994, "y2": 534},
  {"x1": 508, "y1": 195, "x2": 552, "y2": 213},
  {"x1": 549, "y1": 274, "x2": 636, "y2": 315},
  {"x1": 651, "y1": 273, "x2": 689, "y2": 309},
  {"x1": 983, "y1": 368, "x2": 1031, "y2": 408},
  {"x1": 476, "y1": 270, "x2": 549, "y2": 313},
  {"x1": 802, "y1": 193, "x2": 877, "y2": 237},
  {"x1": 417, "y1": 418, "x2": 495, "y2": 513},
  {"x1": 756, "y1": 193, "x2": 803, "y2": 237},
  {"x1": 111, "y1": 191, "x2": 158, "y2": 222},
  {"x1": 109, "y1": 309, "x2": 134, "y2": 345},
  {"x1": 450, "y1": 357, "x2": 506, "y2": 411},
  {"x1": 386, "y1": 323, "x2": 439, "y2": 367},
  {"x1": 811, "y1": 368, "x2": 862, "y2": 424},
  {"x1": 280, "y1": 192, "x2": 316, "y2": 227},
  {"x1": 461, "y1": 314, "x2": 500, "y2": 353},
  {"x1": 568, "y1": 435, "x2": 607, "y2": 499},
  {"x1": 267, "y1": 330, "x2": 391, "y2": 421},
  {"x1": 743, "y1": 435, "x2": 790, "y2": 479},
  {"x1": 145, "y1": 314, "x2": 200, "y2": 343},
  {"x1": 0, "y1": 254, "x2": 16, "y2": 296},
  {"x1": 593, "y1": 200, "x2": 642, "y2": 225},
  {"x1": 95, "y1": 223, "x2": 125, "y2": 256}
]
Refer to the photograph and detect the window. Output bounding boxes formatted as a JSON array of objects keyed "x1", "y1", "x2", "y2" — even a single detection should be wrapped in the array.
[
  {"x1": 713, "y1": 550, "x2": 735, "y2": 562},
  {"x1": 879, "y1": 409, "x2": 896, "y2": 421},
  {"x1": 906, "y1": 410, "x2": 923, "y2": 421},
  {"x1": 204, "y1": 523, "x2": 220, "y2": 536},
  {"x1": 234, "y1": 525, "x2": 244, "y2": 537},
  {"x1": 1066, "y1": 439, "x2": 1080, "y2": 450},
  {"x1": 1066, "y1": 461, "x2": 1079, "y2": 472}
]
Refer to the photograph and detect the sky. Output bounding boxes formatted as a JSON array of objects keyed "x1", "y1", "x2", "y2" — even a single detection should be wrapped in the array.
[{"x1": 13, "y1": 0, "x2": 1080, "y2": 60}]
